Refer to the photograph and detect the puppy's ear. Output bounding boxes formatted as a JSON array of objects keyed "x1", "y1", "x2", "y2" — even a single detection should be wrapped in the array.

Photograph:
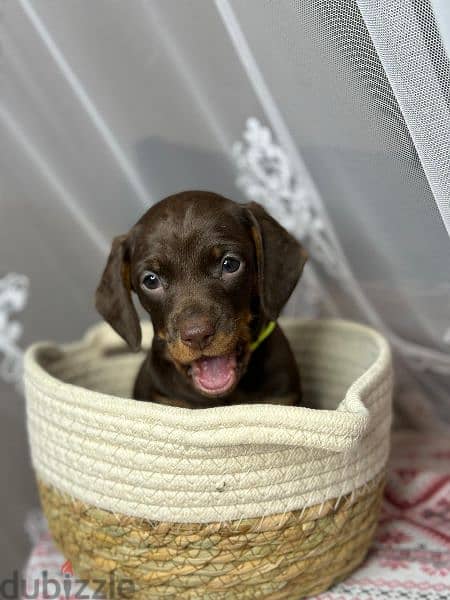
[
  {"x1": 245, "y1": 202, "x2": 307, "y2": 319},
  {"x1": 95, "y1": 234, "x2": 141, "y2": 351}
]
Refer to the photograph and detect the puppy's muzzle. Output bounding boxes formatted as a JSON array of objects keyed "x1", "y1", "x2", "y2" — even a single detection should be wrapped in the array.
[{"x1": 169, "y1": 311, "x2": 244, "y2": 397}]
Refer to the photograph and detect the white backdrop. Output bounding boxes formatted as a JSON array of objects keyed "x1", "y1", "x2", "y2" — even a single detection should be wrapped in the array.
[{"x1": 1, "y1": 0, "x2": 449, "y2": 578}]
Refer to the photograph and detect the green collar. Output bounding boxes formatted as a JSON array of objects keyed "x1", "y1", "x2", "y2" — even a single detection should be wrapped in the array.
[{"x1": 249, "y1": 320, "x2": 276, "y2": 352}]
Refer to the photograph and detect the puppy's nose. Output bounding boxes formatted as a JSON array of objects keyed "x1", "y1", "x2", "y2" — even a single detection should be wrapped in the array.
[{"x1": 179, "y1": 317, "x2": 215, "y2": 350}]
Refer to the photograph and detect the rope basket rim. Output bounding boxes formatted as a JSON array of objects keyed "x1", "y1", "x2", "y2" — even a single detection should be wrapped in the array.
[
  {"x1": 26, "y1": 317, "x2": 392, "y2": 523},
  {"x1": 24, "y1": 318, "x2": 391, "y2": 452}
]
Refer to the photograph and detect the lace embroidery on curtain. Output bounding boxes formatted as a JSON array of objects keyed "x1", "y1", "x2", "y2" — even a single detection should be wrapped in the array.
[
  {"x1": 232, "y1": 118, "x2": 333, "y2": 319},
  {"x1": 233, "y1": 118, "x2": 337, "y2": 272},
  {"x1": 0, "y1": 273, "x2": 29, "y2": 387}
]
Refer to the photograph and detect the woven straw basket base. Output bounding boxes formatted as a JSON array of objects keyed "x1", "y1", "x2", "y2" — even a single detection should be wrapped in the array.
[{"x1": 39, "y1": 474, "x2": 384, "y2": 599}]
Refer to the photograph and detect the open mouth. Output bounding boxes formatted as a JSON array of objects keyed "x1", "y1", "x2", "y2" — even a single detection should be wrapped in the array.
[{"x1": 190, "y1": 353, "x2": 238, "y2": 397}]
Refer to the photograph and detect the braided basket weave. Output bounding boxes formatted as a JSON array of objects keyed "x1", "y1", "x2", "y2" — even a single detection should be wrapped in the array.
[{"x1": 25, "y1": 319, "x2": 392, "y2": 599}]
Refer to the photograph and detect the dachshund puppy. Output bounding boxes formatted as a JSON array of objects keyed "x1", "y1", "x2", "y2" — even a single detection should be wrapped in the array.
[{"x1": 96, "y1": 191, "x2": 307, "y2": 408}]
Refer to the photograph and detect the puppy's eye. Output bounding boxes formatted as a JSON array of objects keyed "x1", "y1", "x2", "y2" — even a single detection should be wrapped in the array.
[
  {"x1": 141, "y1": 271, "x2": 161, "y2": 290},
  {"x1": 222, "y1": 256, "x2": 241, "y2": 274}
]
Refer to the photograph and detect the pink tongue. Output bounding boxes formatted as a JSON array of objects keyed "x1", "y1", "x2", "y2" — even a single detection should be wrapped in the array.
[{"x1": 192, "y1": 355, "x2": 235, "y2": 391}]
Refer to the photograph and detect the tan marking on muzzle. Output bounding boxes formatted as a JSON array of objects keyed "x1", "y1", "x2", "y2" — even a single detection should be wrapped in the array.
[{"x1": 167, "y1": 316, "x2": 253, "y2": 366}]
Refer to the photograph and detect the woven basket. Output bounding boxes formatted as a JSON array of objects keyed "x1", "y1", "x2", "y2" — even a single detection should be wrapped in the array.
[{"x1": 25, "y1": 319, "x2": 392, "y2": 599}]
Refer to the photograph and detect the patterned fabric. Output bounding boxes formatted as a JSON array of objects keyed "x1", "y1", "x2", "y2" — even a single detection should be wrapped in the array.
[
  {"x1": 315, "y1": 431, "x2": 450, "y2": 599},
  {"x1": 22, "y1": 431, "x2": 450, "y2": 599}
]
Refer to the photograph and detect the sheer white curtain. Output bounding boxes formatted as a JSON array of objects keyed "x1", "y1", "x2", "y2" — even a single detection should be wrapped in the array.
[{"x1": 1, "y1": 0, "x2": 449, "y2": 577}]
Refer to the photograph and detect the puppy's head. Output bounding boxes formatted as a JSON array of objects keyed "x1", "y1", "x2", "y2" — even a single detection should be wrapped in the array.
[{"x1": 96, "y1": 191, "x2": 306, "y2": 398}]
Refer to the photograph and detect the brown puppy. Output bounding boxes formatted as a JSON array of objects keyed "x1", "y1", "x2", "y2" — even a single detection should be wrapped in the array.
[{"x1": 96, "y1": 191, "x2": 307, "y2": 408}]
